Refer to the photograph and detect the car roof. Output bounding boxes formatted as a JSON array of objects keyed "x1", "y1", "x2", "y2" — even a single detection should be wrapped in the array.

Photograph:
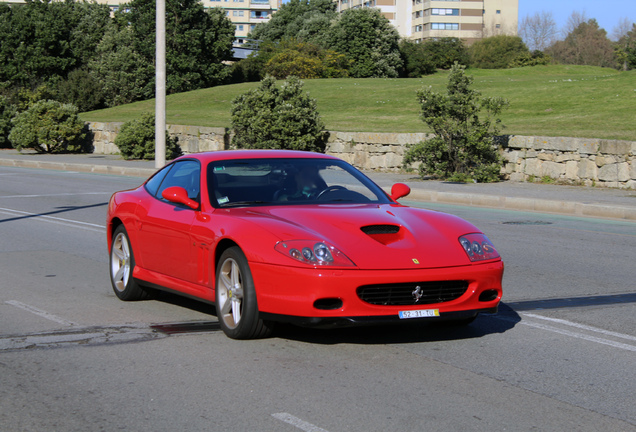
[{"x1": 174, "y1": 150, "x2": 340, "y2": 164}]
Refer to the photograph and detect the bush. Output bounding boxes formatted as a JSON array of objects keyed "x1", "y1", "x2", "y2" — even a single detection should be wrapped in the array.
[
  {"x1": 54, "y1": 67, "x2": 105, "y2": 112},
  {"x1": 114, "y1": 112, "x2": 182, "y2": 160},
  {"x1": 469, "y1": 35, "x2": 530, "y2": 69},
  {"x1": 422, "y1": 37, "x2": 469, "y2": 70},
  {"x1": 263, "y1": 40, "x2": 350, "y2": 79},
  {"x1": 400, "y1": 40, "x2": 436, "y2": 77},
  {"x1": 231, "y1": 75, "x2": 327, "y2": 152},
  {"x1": 403, "y1": 63, "x2": 508, "y2": 183},
  {"x1": 9, "y1": 99, "x2": 86, "y2": 153},
  {"x1": 509, "y1": 50, "x2": 551, "y2": 68}
]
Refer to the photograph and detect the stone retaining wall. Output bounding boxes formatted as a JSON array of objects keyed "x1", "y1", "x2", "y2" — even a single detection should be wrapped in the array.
[
  {"x1": 87, "y1": 122, "x2": 636, "y2": 189},
  {"x1": 504, "y1": 136, "x2": 636, "y2": 189}
]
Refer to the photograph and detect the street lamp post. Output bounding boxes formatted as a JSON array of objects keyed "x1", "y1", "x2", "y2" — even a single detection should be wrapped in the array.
[{"x1": 155, "y1": 0, "x2": 166, "y2": 168}]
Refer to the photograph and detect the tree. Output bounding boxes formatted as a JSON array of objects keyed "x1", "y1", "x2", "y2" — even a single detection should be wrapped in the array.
[
  {"x1": 326, "y1": 8, "x2": 402, "y2": 78},
  {"x1": 231, "y1": 76, "x2": 327, "y2": 152},
  {"x1": 615, "y1": 23, "x2": 636, "y2": 70},
  {"x1": 0, "y1": 96, "x2": 16, "y2": 149},
  {"x1": 611, "y1": 17, "x2": 633, "y2": 42},
  {"x1": 469, "y1": 35, "x2": 530, "y2": 69},
  {"x1": 403, "y1": 63, "x2": 508, "y2": 183},
  {"x1": 115, "y1": 112, "x2": 181, "y2": 160},
  {"x1": 0, "y1": 0, "x2": 109, "y2": 87},
  {"x1": 9, "y1": 100, "x2": 86, "y2": 153},
  {"x1": 249, "y1": 0, "x2": 336, "y2": 43},
  {"x1": 547, "y1": 19, "x2": 615, "y2": 67},
  {"x1": 519, "y1": 11, "x2": 558, "y2": 51},
  {"x1": 90, "y1": 24, "x2": 155, "y2": 106},
  {"x1": 121, "y1": 0, "x2": 235, "y2": 94}
]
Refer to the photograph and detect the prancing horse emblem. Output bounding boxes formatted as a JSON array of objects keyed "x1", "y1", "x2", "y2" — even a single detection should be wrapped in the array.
[{"x1": 412, "y1": 286, "x2": 423, "y2": 303}]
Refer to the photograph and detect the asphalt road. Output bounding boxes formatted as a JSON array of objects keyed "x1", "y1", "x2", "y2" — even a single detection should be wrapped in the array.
[{"x1": 1, "y1": 166, "x2": 635, "y2": 431}]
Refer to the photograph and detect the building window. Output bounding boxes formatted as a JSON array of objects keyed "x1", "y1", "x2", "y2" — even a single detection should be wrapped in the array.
[
  {"x1": 414, "y1": 25, "x2": 423, "y2": 32},
  {"x1": 431, "y1": 8, "x2": 459, "y2": 16},
  {"x1": 250, "y1": 10, "x2": 269, "y2": 19},
  {"x1": 236, "y1": 24, "x2": 244, "y2": 31},
  {"x1": 431, "y1": 22, "x2": 459, "y2": 30},
  {"x1": 496, "y1": 10, "x2": 501, "y2": 14}
]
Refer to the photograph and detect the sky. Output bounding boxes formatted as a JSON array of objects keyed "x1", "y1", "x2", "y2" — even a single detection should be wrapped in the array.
[{"x1": 518, "y1": 0, "x2": 635, "y2": 39}]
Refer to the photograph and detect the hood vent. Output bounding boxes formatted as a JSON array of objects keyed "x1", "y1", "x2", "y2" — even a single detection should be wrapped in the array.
[
  {"x1": 361, "y1": 224, "x2": 403, "y2": 245},
  {"x1": 361, "y1": 224, "x2": 400, "y2": 235}
]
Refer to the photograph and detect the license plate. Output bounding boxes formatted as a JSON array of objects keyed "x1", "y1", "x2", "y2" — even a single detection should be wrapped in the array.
[{"x1": 399, "y1": 309, "x2": 440, "y2": 319}]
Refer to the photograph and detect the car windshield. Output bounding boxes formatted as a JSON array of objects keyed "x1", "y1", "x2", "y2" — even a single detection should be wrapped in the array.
[{"x1": 208, "y1": 158, "x2": 391, "y2": 208}]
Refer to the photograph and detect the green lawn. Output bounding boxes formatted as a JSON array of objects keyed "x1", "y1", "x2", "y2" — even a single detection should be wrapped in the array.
[{"x1": 81, "y1": 65, "x2": 636, "y2": 141}]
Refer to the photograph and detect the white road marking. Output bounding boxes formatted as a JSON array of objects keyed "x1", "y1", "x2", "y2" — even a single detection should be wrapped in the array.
[
  {"x1": 6, "y1": 300, "x2": 78, "y2": 326},
  {"x1": 522, "y1": 313, "x2": 636, "y2": 342},
  {"x1": 494, "y1": 313, "x2": 636, "y2": 352},
  {"x1": 0, "y1": 207, "x2": 105, "y2": 232},
  {"x1": 272, "y1": 413, "x2": 330, "y2": 432}
]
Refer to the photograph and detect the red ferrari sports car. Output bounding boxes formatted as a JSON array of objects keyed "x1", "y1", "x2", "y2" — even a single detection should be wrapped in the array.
[{"x1": 107, "y1": 150, "x2": 503, "y2": 339}]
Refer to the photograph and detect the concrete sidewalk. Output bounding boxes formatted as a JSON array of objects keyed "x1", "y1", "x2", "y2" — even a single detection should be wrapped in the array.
[{"x1": 1, "y1": 150, "x2": 635, "y2": 221}]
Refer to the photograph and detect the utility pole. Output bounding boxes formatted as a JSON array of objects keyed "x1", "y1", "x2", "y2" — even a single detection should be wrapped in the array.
[{"x1": 155, "y1": 0, "x2": 166, "y2": 169}]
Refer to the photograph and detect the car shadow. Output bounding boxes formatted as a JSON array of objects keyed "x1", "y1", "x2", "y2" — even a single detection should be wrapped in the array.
[
  {"x1": 0, "y1": 202, "x2": 108, "y2": 224},
  {"x1": 149, "y1": 290, "x2": 522, "y2": 344},
  {"x1": 273, "y1": 304, "x2": 520, "y2": 345}
]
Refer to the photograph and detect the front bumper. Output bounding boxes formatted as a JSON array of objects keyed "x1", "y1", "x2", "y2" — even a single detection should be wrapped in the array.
[{"x1": 250, "y1": 260, "x2": 503, "y2": 324}]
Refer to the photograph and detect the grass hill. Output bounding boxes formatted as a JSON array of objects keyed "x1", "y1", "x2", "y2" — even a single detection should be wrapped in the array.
[{"x1": 81, "y1": 65, "x2": 636, "y2": 141}]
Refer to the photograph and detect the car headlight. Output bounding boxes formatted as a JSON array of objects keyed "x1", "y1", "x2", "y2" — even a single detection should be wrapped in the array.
[
  {"x1": 275, "y1": 241, "x2": 356, "y2": 267},
  {"x1": 459, "y1": 233, "x2": 500, "y2": 262}
]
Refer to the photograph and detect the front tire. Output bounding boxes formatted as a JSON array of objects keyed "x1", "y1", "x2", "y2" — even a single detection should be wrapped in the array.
[
  {"x1": 215, "y1": 246, "x2": 273, "y2": 339},
  {"x1": 110, "y1": 225, "x2": 148, "y2": 301}
]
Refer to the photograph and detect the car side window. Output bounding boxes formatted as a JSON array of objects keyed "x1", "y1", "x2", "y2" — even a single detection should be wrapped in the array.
[
  {"x1": 144, "y1": 164, "x2": 172, "y2": 197},
  {"x1": 156, "y1": 160, "x2": 201, "y2": 202}
]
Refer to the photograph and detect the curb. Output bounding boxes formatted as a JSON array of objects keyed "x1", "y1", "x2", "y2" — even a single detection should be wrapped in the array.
[
  {"x1": 2, "y1": 157, "x2": 635, "y2": 222},
  {"x1": 0, "y1": 158, "x2": 156, "y2": 178},
  {"x1": 407, "y1": 189, "x2": 636, "y2": 222}
]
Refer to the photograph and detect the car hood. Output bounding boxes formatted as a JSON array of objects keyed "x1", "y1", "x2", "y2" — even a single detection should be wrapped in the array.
[{"x1": 231, "y1": 204, "x2": 481, "y2": 270}]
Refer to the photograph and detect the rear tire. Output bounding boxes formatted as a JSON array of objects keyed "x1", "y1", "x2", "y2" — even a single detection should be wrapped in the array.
[
  {"x1": 215, "y1": 246, "x2": 273, "y2": 339},
  {"x1": 110, "y1": 225, "x2": 149, "y2": 301}
]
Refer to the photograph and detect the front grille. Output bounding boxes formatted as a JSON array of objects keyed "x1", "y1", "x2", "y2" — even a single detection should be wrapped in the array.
[{"x1": 357, "y1": 281, "x2": 469, "y2": 306}]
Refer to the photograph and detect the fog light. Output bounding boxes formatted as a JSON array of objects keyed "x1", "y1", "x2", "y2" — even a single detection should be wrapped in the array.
[
  {"x1": 313, "y1": 298, "x2": 343, "y2": 310},
  {"x1": 479, "y1": 289, "x2": 499, "y2": 302}
]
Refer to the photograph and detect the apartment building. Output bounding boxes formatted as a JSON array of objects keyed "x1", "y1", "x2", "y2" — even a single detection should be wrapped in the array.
[
  {"x1": 334, "y1": 0, "x2": 518, "y2": 44},
  {"x1": 198, "y1": 0, "x2": 280, "y2": 42}
]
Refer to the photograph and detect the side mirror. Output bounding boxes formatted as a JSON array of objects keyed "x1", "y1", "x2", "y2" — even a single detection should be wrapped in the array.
[
  {"x1": 390, "y1": 183, "x2": 410, "y2": 201},
  {"x1": 161, "y1": 186, "x2": 199, "y2": 210}
]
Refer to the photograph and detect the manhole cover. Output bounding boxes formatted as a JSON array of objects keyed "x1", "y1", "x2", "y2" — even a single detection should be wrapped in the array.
[{"x1": 501, "y1": 221, "x2": 553, "y2": 225}]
